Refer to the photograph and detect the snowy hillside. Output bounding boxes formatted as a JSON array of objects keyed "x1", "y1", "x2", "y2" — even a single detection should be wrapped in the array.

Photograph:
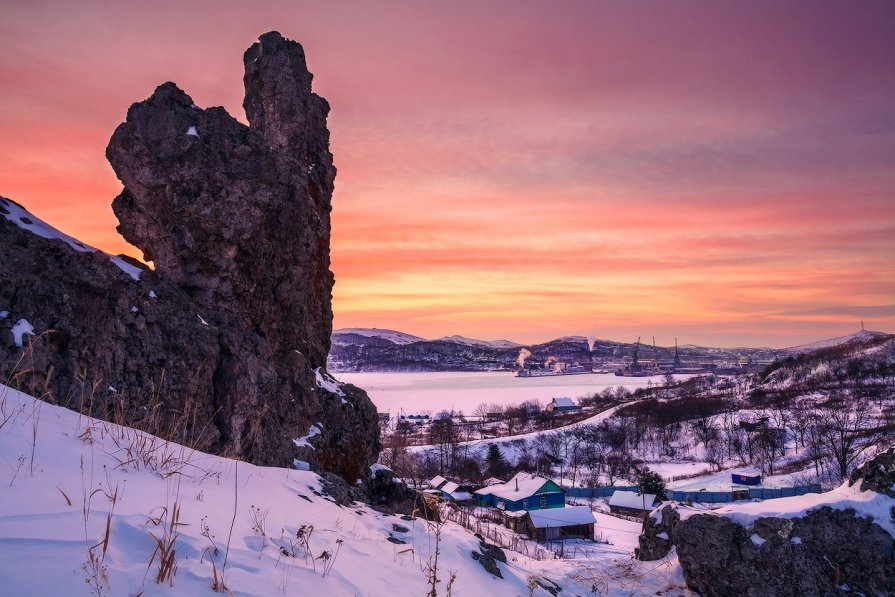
[
  {"x1": 785, "y1": 329, "x2": 887, "y2": 353},
  {"x1": 0, "y1": 383, "x2": 691, "y2": 596},
  {"x1": 333, "y1": 328, "x2": 427, "y2": 345},
  {"x1": 436, "y1": 335, "x2": 522, "y2": 349}
]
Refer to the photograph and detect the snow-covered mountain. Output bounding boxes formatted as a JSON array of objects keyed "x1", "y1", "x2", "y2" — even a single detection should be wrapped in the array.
[
  {"x1": 435, "y1": 335, "x2": 522, "y2": 349},
  {"x1": 333, "y1": 327, "x2": 426, "y2": 345}
]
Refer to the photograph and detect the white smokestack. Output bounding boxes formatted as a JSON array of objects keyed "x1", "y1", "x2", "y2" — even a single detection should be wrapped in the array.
[{"x1": 516, "y1": 348, "x2": 531, "y2": 368}]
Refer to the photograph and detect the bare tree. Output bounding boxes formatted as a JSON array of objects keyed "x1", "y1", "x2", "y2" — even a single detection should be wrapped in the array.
[{"x1": 814, "y1": 396, "x2": 878, "y2": 481}]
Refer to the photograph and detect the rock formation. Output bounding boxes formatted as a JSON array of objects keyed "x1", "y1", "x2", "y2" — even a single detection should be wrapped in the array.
[
  {"x1": 638, "y1": 448, "x2": 895, "y2": 596},
  {"x1": 0, "y1": 32, "x2": 379, "y2": 480}
]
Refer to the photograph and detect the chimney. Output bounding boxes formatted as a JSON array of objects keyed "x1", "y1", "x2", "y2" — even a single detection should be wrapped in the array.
[{"x1": 515, "y1": 478, "x2": 519, "y2": 491}]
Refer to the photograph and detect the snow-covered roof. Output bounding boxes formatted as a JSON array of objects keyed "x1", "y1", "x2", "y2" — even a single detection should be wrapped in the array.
[
  {"x1": 528, "y1": 506, "x2": 596, "y2": 529},
  {"x1": 475, "y1": 472, "x2": 560, "y2": 500},
  {"x1": 608, "y1": 491, "x2": 657, "y2": 510},
  {"x1": 441, "y1": 481, "x2": 459, "y2": 493},
  {"x1": 551, "y1": 397, "x2": 577, "y2": 408},
  {"x1": 482, "y1": 477, "x2": 505, "y2": 486},
  {"x1": 429, "y1": 475, "x2": 448, "y2": 489},
  {"x1": 446, "y1": 491, "x2": 472, "y2": 501}
]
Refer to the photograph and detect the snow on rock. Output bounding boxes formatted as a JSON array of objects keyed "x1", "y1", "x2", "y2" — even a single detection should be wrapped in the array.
[
  {"x1": 197, "y1": 314, "x2": 209, "y2": 326},
  {"x1": 1, "y1": 196, "x2": 144, "y2": 280},
  {"x1": 314, "y1": 367, "x2": 345, "y2": 397},
  {"x1": 148, "y1": 290, "x2": 157, "y2": 299},
  {"x1": 186, "y1": 125, "x2": 199, "y2": 137},
  {"x1": 677, "y1": 480, "x2": 895, "y2": 538},
  {"x1": 293, "y1": 459, "x2": 311, "y2": 471},
  {"x1": 11, "y1": 319, "x2": 34, "y2": 347},
  {"x1": 0, "y1": 310, "x2": 8, "y2": 319},
  {"x1": 109, "y1": 255, "x2": 144, "y2": 280},
  {"x1": 293, "y1": 423, "x2": 322, "y2": 450},
  {"x1": 370, "y1": 463, "x2": 392, "y2": 475},
  {"x1": 750, "y1": 533, "x2": 765, "y2": 546}
]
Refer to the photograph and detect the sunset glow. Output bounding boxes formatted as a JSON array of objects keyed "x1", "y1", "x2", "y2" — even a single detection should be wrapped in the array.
[{"x1": 1, "y1": 1, "x2": 893, "y2": 347}]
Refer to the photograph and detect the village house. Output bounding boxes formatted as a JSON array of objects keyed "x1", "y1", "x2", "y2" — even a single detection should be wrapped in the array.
[
  {"x1": 607, "y1": 490, "x2": 658, "y2": 518},
  {"x1": 425, "y1": 476, "x2": 473, "y2": 503},
  {"x1": 545, "y1": 397, "x2": 581, "y2": 414},
  {"x1": 523, "y1": 506, "x2": 596, "y2": 541},
  {"x1": 474, "y1": 472, "x2": 565, "y2": 511}
]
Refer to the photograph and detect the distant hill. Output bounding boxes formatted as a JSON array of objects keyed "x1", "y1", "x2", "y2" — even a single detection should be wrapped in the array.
[
  {"x1": 785, "y1": 329, "x2": 888, "y2": 353},
  {"x1": 434, "y1": 335, "x2": 521, "y2": 349},
  {"x1": 328, "y1": 328, "x2": 786, "y2": 373},
  {"x1": 334, "y1": 328, "x2": 426, "y2": 345}
]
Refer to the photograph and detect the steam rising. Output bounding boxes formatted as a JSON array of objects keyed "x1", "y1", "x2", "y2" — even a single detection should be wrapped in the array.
[
  {"x1": 516, "y1": 348, "x2": 531, "y2": 368},
  {"x1": 587, "y1": 335, "x2": 596, "y2": 352}
]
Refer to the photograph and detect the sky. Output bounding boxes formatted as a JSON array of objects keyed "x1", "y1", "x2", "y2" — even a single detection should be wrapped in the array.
[{"x1": 1, "y1": 1, "x2": 893, "y2": 348}]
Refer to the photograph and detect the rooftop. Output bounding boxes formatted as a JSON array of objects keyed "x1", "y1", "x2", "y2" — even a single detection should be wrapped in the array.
[
  {"x1": 475, "y1": 472, "x2": 561, "y2": 500},
  {"x1": 608, "y1": 490, "x2": 657, "y2": 510},
  {"x1": 528, "y1": 506, "x2": 597, "y2": 528}
]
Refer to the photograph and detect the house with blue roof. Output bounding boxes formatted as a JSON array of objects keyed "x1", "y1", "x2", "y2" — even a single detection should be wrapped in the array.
[{"x1": 474, "y1": 472, "x2": 565, "y2": 511}]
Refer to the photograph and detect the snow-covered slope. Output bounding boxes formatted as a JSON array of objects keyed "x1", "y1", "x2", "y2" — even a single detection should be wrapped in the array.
[
  {"x1": 333, "y1": 327, "x2": 426, "y2": 345},
  {"x1": 0, "y1": 195, "x2": 145, "y2": 280},
  {"x1": 0, "y1": 383, "x2": 689, "y2": 596},
  {"x1": 785, "y1": 329, "x2": 887, "y2": 353},
  {"x1": 436, "y1": 335, "x2": 521, "y2": 349}
]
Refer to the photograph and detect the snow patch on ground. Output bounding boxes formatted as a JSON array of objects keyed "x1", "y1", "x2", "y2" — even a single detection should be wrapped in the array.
[{"x1": 11, "y1": 319, "x2": 34, "y2": 347}]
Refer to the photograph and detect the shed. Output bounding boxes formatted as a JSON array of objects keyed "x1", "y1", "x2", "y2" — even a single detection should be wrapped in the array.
[
  {"x1": 545, "y1": 397, "x2": 581, "y2": 414},
  {"x1": 608, "y1": 491, "x2": 658, "y2": 518},
  {"x1": 524, "y1": 506, "x2": 596, "y2": 541},
  {"x1": 474, "y1": 472, "x2": 565, "y2": 511},
  {"x1": 731, "y1": 473, "x2": 762, "y2": 486},
  {"x1": 428, "y1": 475, "x2": 448, "y2": 490},
  {"x1": 439, "y1": 481, "x2": 473, "y2": 504}
]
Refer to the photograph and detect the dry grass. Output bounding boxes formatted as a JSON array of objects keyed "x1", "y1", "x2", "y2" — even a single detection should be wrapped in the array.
[{"x1": 145, "y1": 500, "x2": 185, "y2": 586}]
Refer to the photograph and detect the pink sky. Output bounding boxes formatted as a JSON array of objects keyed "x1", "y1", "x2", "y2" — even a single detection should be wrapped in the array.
[{"x1": 1, "y1": 1, "x2": 893, "y2": 347}]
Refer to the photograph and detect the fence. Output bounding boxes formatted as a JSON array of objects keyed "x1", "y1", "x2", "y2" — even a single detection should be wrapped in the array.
[{"x1": 568, "y1": 484, "x2": 822, "y2": 504}]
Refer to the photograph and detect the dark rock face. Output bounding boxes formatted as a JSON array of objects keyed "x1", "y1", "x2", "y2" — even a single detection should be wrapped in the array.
[
  {"x1": 850, "y1": 446, "x2": 895, "y2": 497},
  {"x1": 638, "y1": 450, "x2": 895, "y2": 596},
  {"x1": 471, "y1": 539, "x2": 505, "y2": 578},
  {"x1": 635, "y1": 504, "x2": 679, "y2": 561},
  {"x1": 0, "y1": 32, "x2": 379, "y2": 480},
  {"x1": 672, "y1": 508, "x2": 894, "y2": 596}
]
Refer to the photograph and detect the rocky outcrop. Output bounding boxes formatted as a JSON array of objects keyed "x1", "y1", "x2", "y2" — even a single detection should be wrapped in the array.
[
  {"x1": 638, "y1": 449, "x2": 895, "y2": 596},
  {"x1": 0, "y1": 32, "x2": 380, "y2": 480}
]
